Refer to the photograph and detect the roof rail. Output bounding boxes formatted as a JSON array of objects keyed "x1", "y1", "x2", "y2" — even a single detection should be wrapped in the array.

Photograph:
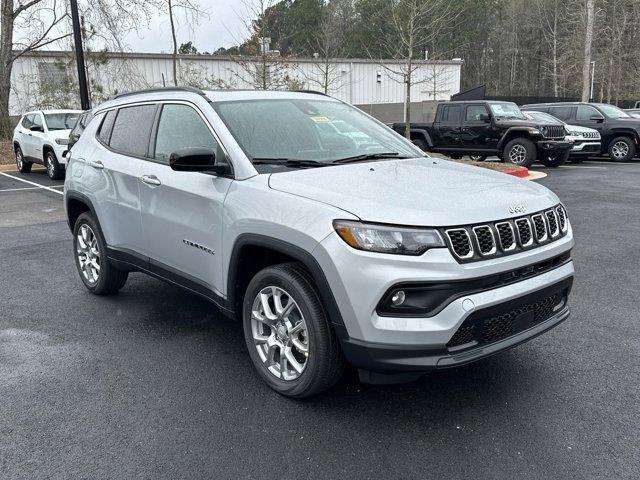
[
  {"x1": 293, "y1": 89, "x2": 328, "y2": 96},
  {"x1": 113, "y1": 86, "x2": 206, "y2": 100}
]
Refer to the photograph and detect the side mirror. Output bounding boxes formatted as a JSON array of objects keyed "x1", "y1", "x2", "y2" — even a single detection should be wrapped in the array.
[
  {"x1": 480, "y1": 113, "x2": 491, "y2": 123},
  {"x1": 590, "y1": 114, "x2": 604, "y2": 122},
  {"x1": 169, "y1": 147, "x2": 218, "y2": 172},
  {"x1": 30, "y1": 125, "x2": 44, "y2": 132}
]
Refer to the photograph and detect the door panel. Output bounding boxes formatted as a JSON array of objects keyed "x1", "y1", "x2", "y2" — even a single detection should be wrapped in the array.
[
  {"x1": 139, "y1": 102, "x2": 232, "y2": 294},
  {"x1": 460, "y1": 104, "x2": 497, "y2": 150},
  {"x1": 433, "y1": 105, "x2": 462, "y2": 148}
]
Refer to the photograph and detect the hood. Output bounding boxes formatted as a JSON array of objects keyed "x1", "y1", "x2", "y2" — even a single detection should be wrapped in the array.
[
  {"x1": 268, "y1": 158, "x2": 559, "y2": 226},
  {"x1": 566, "y1": 124, "x2": 599, "y2": 135},
  {"x1": 612, "y1": 117, "x2": 640, "y2": 127},
  {"x1": 48, "y1": 129, "x2": 72, "y2": 140}
]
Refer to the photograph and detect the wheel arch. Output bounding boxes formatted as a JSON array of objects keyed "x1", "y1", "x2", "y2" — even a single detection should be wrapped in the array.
[
  {"x1": 497, "y1": 128, "x2": 535, "y2": 151},
  {"x1": 607, "y1": 129, "x2": 639, "y2": 146},
  {"x1": 65, "y1": 191, "x2": 98, "y2": 233},
  {"x1": 227, "y1": 234, "x2": 345, "y2": 326}
]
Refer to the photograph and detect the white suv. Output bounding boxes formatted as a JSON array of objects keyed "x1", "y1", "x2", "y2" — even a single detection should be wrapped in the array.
[
  {"x1": 64, "y1": 88, "x2": 574, "y2": 398},
  {"x1": 13, "y1": 109, "x2": 82, "y2": 179}
]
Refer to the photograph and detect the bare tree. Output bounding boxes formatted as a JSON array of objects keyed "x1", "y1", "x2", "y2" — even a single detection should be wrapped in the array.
[
  {"x1": 580, "y1": 0, "x2": 595, "y2": 101},
  {"x1": 0, "y1": 0, "x2": 69, "y2": 136},
  {"x1": 375, "y1": 0, "x2": 458, "y2": 139}
]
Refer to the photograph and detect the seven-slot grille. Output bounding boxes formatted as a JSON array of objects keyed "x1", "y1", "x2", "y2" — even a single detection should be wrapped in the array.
[
  {"x1": 541, "y1": 125, "x2": 565, "y2": 139},
  {"x1": 443, "y1": 205, "x2": 569, "y2": 262},
  {"x1": 581, "y1": 131, "x2": 599, "y2": 139}
]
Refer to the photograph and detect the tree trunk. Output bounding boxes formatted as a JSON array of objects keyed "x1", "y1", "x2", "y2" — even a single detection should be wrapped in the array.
[
  {"x1": 168, "y1": 0, "x2": 178, "y2": 86},
  {"x1": 0, "y1": 0, "x2": 15, "y2": 138},
  {"x1": 581, "y1": 0, "x2": 595, "y2": 101}
]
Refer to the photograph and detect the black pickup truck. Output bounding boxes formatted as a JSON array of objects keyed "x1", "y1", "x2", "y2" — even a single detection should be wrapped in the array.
[{"x1": 392, "y1": 100, "x2": 572, "y2": 167}]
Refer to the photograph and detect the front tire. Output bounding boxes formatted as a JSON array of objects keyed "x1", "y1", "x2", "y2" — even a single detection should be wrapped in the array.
[
  {"x1": 468, "y1": 155, "x2": 487, "y2": 161},
  {"x1": 15, "y1": 146, "x2": 32, "y2": 173},
  {"x1": 242, "y1": 263, "x2": 344, "y2": 398},
  {"x1": 73, "y1": 213, "x2": 128, "y2": 295},
  {"x1": 539, "y1": 149, "x2": 570, "y2": 168},
  {"x1": 608, "y1": 136, "x2": 636, "y2": 162},
  {"x1": 45, "y1": 150, "x2": 64, "y2": 180},
  {"x1": 503, "y1": 138, "x2": 536, "y2": 167}
]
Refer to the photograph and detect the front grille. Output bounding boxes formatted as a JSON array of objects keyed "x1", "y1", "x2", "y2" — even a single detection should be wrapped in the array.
[
  {"x1": 446, "y1": 279, "x2": 572, "y2": 350},
  {"x1": 546, "y1": 210, "x2": 559, "y2": 237},
  {"x1": 581, "y1": 131, "x2": 599, "y2": 139},
  {"x1": 445, "y1": 229, "x2": 473, "y2": 258},
  {"x1": 556, "y1": 205, "x2": 567, "y2": 232},
  {"x1": 541, "y1": 125, "x2": 565, "y2": 139},
  {"x1": 531, "y1": 214, "x2": 547, "y2": 242},
  {"x1": 472, "y1": 226, "x2": 496, "y2": 255},
  {"x1": 515, "y1": 218, "x2": 533, "y2": 246},
  {"x1": 495, "y1": 222, "x2": 515, "y2": 251},
  {"x1": 441, "y1": 204, "x2": 569, "y2": 262}
]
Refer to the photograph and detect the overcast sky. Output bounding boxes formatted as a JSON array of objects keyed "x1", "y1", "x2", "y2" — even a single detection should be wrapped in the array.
[{"x1": 122, "y1": 0, "x2": 248, "y2": 53}]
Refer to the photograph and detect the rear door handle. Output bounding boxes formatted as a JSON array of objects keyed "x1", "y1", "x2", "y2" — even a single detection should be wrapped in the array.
[
  {"x1": 141, "y1": 175, "x2": 161, "y2": 186},
  {"x1": 87, "y1": 159, "x2": 104, "y2": 169}
]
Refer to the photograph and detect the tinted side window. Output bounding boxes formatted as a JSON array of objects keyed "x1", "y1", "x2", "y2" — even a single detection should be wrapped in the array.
[
  {"x1": 548, "y1": 106, "x2": 573, "y2": 121},
  {"x1": 576, "y1": 105, "x2": 600, "y2": 121},
  {"x1": 441, "y1": 105, "x2": 462, "y2": 123},
  {"x1": 465, "y1": 105, "x2": 488, "y2": 122},
  {"x1": 98, "y1": 110, "x2": 117, "y2": 144},
  {"x1": 154, "y1": 104, "x2": 218, "y2": 163},
  {"x1": 109, "y1": 104, "x2": 157, "y2": 157}
]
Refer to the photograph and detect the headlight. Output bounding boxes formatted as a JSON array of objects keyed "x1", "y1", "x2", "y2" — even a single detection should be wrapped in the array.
[
  {"x1": 529, "y1": 128, "x2": 541, "y2": 135},
  {"x1": 55, "y1": 138, "x2": 69, "y2": 145},
  {"x1": 333, "y1": 220, "x2": 444, "y2": 255}
]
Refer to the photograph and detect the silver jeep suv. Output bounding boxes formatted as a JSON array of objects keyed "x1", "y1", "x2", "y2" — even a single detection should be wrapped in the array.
[{"x1": 64, "y1": 87, "x2": 575, "y2": 397}]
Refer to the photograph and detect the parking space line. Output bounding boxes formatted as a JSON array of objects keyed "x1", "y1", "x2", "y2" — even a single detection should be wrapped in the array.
[
  {"x1": 0, "y1": 186, "x2": 63, "y2": 192},
  {"x1": 0, "y1": 172, "x2": 64, "y2": 195}
]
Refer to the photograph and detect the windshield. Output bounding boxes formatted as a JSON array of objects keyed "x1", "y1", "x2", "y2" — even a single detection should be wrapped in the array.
[
  {"x1": 488, "y1": 102, "x2": 526, "y2": 120},
  {"x1": 596, "y1": 104, "x2": 630, "y2": 118},
  {"x1": 524, "y1": 111, "x2": 565, "y2": 125},
  {"x1": 212, "y1": 98, "x2": 420, "y2": 167},
  {"x1": 44, "y1": 113, "x2": 80, "y2": 130}
]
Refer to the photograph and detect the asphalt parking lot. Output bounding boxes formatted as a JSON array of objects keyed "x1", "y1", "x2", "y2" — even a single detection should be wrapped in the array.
[{"x1": 1, "y1": 162, "x2": 639, "y2": 479}]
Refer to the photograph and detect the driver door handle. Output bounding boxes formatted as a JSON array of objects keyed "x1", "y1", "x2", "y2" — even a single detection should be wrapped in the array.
[
  {"x1": 87, "y1": 159, "x2": 104, "y2": 169},
  {"x1": 141, "y1": 175, "x2": 161, "y2": 186}
]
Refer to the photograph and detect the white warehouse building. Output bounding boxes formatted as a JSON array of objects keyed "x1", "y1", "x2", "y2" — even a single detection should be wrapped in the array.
[{"x1": 9, "y1": 50, "x2": 462, "y2": 119}]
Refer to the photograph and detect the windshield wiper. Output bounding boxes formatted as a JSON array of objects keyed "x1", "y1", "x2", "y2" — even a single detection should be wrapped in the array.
[
  {"x1": 251, "y1": 157, "x2": 329, "y2": 168},
  {"x1": 331, "y1": 152, "x2": 410, "y2": 164}
]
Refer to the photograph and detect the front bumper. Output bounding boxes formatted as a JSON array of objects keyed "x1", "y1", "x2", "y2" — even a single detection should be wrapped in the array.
[
  {"x1": 570, "y1": 140, "x2": 601, "y2": 155},
  {"x1": 535, "y1": 139, "x2": 572, "y2": 154},
  {"x1": 314, "y1": 227, "x2": 575, "y2": 377},
  {"x1": 337, "y1": 277, "x2": 572, "y2": 378}
]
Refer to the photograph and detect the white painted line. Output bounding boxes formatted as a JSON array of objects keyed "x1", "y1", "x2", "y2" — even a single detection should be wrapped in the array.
[
  {"x1": 558, "y1": 166, "x2": 606, "y2": 169},
  {"x1": 0, "y1": 172, "x2": 64, "y2": 195}
]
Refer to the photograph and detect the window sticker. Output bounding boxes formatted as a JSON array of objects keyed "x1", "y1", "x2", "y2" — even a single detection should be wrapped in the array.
[{"x1": 309, "y1": 115, "x2": 331, "y2": 123}]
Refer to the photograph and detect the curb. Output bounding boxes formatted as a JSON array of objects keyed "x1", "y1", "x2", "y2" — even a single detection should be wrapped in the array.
[
  {"x1": 0, "y1": 164, "x2": 44, "y2": 172},
  {"x1": 504, "y1": 167, "x2": 529, "y2": 178}
]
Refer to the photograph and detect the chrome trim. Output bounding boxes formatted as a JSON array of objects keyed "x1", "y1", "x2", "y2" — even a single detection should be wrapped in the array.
[
  {"x1": 445, "y1": 228, "x2": 474, "y2": 259},
  {"x1": 495, "y1": 221, "x2": 516, "y2": 252},
  {"x1": 556, "y1": 205, "x2": 568, "y2": 233},
  {"x1": 545, "y1": 209, "x2": 560, "y2": 238},
  {"x1": 472, "y1": 225, "x2": 497, "y2": 256},
  {"x1": 531, "y1": 213, "x2": 548, "y2": 242},
  {"x1": 515, "y1": 217, "x2": 534, "y2": 247}
]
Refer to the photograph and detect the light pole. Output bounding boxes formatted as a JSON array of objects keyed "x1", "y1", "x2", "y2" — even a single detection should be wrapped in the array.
[
  {"x1": 589, "y1": 61, "x2": 596, "y2": 103},
  {"x1": 70, "y1": 0, "x2": 90, "y2": 110}
]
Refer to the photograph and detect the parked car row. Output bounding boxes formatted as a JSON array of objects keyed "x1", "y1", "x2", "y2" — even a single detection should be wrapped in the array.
[{"x1": 393, "y1": 100, "x2": 639, "y2": 167}]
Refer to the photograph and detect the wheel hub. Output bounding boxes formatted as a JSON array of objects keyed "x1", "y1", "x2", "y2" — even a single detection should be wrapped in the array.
[
  {"x1": 76, "y1": 224, "x2": 100, "y2": 284},
  {"x1": 250, "y1": 286, "x2": 309, "y2": 381}
]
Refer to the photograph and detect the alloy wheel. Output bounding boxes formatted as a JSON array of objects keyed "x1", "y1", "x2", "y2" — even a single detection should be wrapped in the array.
[
  {"x1": 46, "y1": 154, "x2": 55, "y2": 177},
  {"x1": 76, "y1": 224, "x2": 100, "y2": 284},
  {"x1": 16, "y1": 150, "x2": 23, "y2": 170},
  {"x1": 611, "y1": 141, "x2": 629, "y2": 160},
  {"x1": 508, "y1": 144, "x2": 527, "y2": 164},
  {"x1": 250, "y1": 286, "x2": 309, "y2": 381}
]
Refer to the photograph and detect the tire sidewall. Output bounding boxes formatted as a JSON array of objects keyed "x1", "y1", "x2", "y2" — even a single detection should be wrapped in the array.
[
  {"x1": 608, "y1": 137, "x2": 635, "y2": 162},
  {"x1": 15, "y1": 146, "x2": 30, "y2": 173},
  {"x1": 45, "y1": 151, "x2": 62, "y2": 179},
  {"x1": 242, "y1": 267, "x2": 326, "y2": 397}
]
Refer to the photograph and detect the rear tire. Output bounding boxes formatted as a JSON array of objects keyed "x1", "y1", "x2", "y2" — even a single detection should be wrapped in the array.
[
  {"x1": 503, "y1": 138, "x2": 536, "y2": 167},
  {"x1": 44, "y1": 150, "x2": 64, "y2": 180},
  {"x1": 608, "y1": 136, "x2": 636, "y2": 162},
  {"x1": 15, "y1": 146, "x2": 32, "y2": 173},
  {"x1": 242, "y1": 262, "x2": 344, "y2": 398},
  {"x1": 539, "y1": 149, "x2": 570, "y2": 168},
  {"x1": 73, "y1": 212, "x2": 128, "y2": 295},
  {"x1": 469, "y1": 155, "x2": 487, "y2": 161}
]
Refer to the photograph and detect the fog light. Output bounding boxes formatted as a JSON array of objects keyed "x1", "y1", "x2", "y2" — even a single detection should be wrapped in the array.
[{"x1": 391, "y1": 290, "x2": 406, "y2": 306}]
